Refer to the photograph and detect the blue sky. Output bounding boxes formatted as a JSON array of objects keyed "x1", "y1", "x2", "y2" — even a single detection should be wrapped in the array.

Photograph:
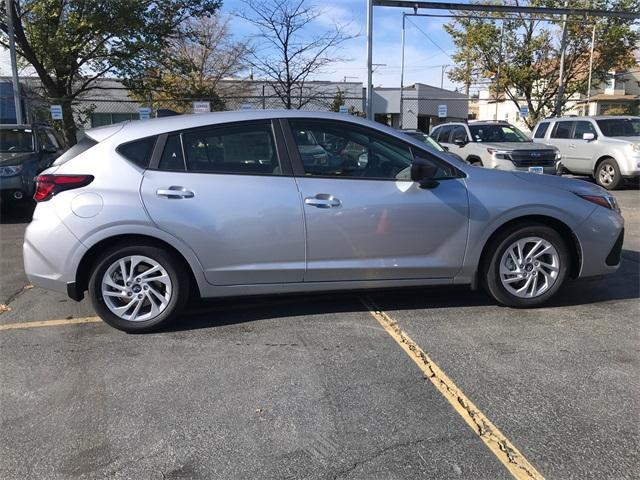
[
  {"x1": 0, "y1": 0, "x2": 463, "y2": 91},
  {"x1": 221, "y1": 0, "x2": 461, "y2": 90}
]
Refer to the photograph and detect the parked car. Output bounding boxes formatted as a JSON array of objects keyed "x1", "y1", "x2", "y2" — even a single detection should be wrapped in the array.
[
  {"x1": 398, "y1": 129, "x2": 465, "y2": 162},
  {"x1": 431, "y1": 120, "x2": 560, "y2": 175},
  {"x1": 0, "y1": 123, "x2": 65, "y2": 202},
  {"x1": 532, "y1": 116, "x2": 640, "y2": 190},
  {"x1": 24, "y1": 111, "x2": 623, "y2": 332}
]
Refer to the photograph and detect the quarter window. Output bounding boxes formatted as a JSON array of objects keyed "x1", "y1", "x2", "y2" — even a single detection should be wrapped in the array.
[
  {"x1": 534, "y1": 122, "x2": 549, "y2": 139},
  {"x1": 436, "y1": 125, "x2": 453, "y2": 143},
  {"x1": 118, "y1": 136, "x2": 157, "y2": 168},
  {"x1": 551, "y1": 121, "x2": 573, "y2": 139}
]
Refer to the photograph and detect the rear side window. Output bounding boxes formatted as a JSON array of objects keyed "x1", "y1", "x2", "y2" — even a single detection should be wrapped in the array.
[
  {"x1": 551, "y1": 121, "x2": 573, "y2": 139},
  {"x1": 451, "y1": 125, "x2": 468, "y2": 142},
  {"x1": 534, "y1": 122, "x2": 549, "y2": 138},
  {"x1": 181, "y1": 121, "x2": 280, "y2": 175},
  {"x1": 53, "y1": 137, "x2": 97, "y2": 166},
  {"x1": 117, "y1": 136, "x2": 157, "y2": 168}
]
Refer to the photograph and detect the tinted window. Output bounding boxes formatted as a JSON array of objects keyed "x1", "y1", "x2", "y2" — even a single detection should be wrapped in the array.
[
  {"x1": 182, "y1": 122, "x2": 280, "y2": 175},
  {"x1": 534, "y1": 122, "x2": 549, "y2": 139},
  {"x1": 436, "y1": 125, "x2": 453, "y2": 143},
  {"x1": 117, "y1": 136, "x2": 157, "y2": 168},
  {"x1": 469, "y1": 124, "x2": 529, "y2": 142},
  {"x1": 596, "y1": 118, "x2": 640, "y2": 137},
  {"x1": 572, "y1": 121, "x2": 596, "y2": 139},
  {"x1": 551, "y1": 121, "x2": 573, "y2": 139},
  {"x1": 451, "y1": 126, "x2": 468, "y2": 143},
  {"x1": 159, "y1": 134, "x2": 185, "y2": 171},
  {"x1": 53, "y1": 137, "x2": 97, "y2": 166}
]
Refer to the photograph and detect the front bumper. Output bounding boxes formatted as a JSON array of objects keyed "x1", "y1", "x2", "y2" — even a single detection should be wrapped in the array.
[{"x1": 575, "y1": 206, "x2": 624, "y2": 277}]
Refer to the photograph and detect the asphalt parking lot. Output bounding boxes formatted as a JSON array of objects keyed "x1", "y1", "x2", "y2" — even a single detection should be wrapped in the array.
[{"x1": 1, "y1": 181, "x2": 638, "y2": 480}]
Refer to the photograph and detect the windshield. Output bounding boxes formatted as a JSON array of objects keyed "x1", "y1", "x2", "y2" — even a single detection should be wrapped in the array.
[
  {"x1": 469, "y1": 124, "x2": 530, "y2": 143},
  {"x1": 596, "y1": 118, "x2": 640, "y2": 137},
  {"x1": 0, "y1": 128, "x2": 35, "y2": 152}
]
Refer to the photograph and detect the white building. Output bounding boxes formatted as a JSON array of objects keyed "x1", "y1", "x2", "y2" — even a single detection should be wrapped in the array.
[{"x1": 476, "y1": 69, "x2": 640, "y2": 132}]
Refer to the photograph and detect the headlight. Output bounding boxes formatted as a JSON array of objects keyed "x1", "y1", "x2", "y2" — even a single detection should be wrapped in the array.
[
  {"x1": 486, "y1": 148, "x2": 510, "y2": 160},
  {"x1": 0, "y1": 165, "x2": 23, "y2": 177},
  {"x1": 554, "y1": 149, "x2": 561, "y2": 161},
  {"x1": 576, "y1": 193, "x2": 621, "y2": 213}
]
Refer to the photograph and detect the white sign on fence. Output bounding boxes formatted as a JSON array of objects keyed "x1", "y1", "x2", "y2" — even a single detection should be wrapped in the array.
[
  {"x1": 193, "y1": 101, "x2": 210, "y2": 114},
  {"x1": 339, "y1": 105, "x2": 349, "y2": 114},
  {"x1": 138, "y1": 107, "x2": 151, "y2": 120},
  {"x1": 240, "y1": 103, "x2": 252, "y2": 110},
  {"x1": 437, "y1": 104, "x2": 448, "y2": 118},
  {"x1": 50, "y1": 105, "x2": 63, "y2": 120},
  {"x1": 519, "y1": 106, "x2": 529, "y2": 117}
]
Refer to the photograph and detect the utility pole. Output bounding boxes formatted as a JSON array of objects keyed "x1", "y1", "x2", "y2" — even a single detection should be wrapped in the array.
[
  {"x1": 585, "y1": 23, "x2": 596, "y2": 116},
  {"x1": 494, "y1": 21, "x2": 504, "y2": 120},
  {"x1": 555, "y1": 0, "x2": 570, "y2": 117},
  {"x1": 440, "y1": 65, "x2": 449, "y2": 89},
  {"x1": 400, "y1": 13, "x2": 406, "y2": 128},
  {"x1": 366, "y1": 0, "x2": 374, "y2": 119},
  {"x1": 5, "y1": 0, "x2": 24, "y2": 124}
]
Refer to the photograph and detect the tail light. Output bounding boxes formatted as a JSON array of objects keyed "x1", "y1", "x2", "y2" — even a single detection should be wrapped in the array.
[{"x1": 33, "y1": 174, "x2": 94, "y2": 202}]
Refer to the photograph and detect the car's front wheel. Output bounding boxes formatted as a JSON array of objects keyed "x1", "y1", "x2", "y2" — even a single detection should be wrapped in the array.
[
  {"x1": 482, "y1": 224, "x2": 569, "y2": 308},
  {"x1": 595, "y1": 158, "x2": 622, "y2": 190},
  {"x1": 88, "y1": 244, "x2": 189, "y2": 333}
]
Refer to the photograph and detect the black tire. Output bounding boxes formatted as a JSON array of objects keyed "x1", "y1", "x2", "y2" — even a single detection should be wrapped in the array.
[
  {"x1": 88, "y1": 243, "x2": 189, "y2": 333},
  {"x1": 595, "y1": 158, "x2": 622, "y2": 190},
  {"x1": 482, "y1": 223, "x2": 569, "y2": 308}
]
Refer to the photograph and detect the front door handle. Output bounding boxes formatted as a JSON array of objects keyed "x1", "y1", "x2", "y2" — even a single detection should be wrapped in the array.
[
  {"x1": 156, "y1": 186, "x2": 195, "y2": 199},
  {"x1": 304, "y1": 193, "x2": 341, "y2": 209}
]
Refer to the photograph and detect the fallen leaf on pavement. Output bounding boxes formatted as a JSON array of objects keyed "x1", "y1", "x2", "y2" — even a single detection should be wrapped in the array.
[{"x1": 0, "y1": 304, "x2": 12, "y2": 313}]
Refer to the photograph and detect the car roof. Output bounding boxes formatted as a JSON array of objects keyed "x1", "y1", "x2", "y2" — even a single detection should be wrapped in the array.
[
  {"x1": 537, "y1": 115, "x2": 639, "y2": 124},
  {"x1": 86, "y1": 110, "x2": 402, "y2": 143}
]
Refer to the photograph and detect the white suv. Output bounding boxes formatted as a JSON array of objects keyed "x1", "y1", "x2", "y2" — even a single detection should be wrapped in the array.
[
  {"x1": 431, "y1": 121, "x2": 560, "y2": 175},
  {"x1": 532, "y1": 116, "x2": 640, "y2": 190}
]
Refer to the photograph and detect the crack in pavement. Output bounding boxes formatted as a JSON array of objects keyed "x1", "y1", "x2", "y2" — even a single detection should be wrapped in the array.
[
  {"x1": 0, "y1": 284, "x2": 33, "y2": 316},
  {"x1": 360, "y1": 296, "x2": 544, "y2": 480}
]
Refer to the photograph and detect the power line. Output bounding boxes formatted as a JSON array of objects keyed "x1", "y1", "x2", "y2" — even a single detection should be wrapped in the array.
[{"x1": 406, "y1": 17, "x2": 454, "y2": 61}]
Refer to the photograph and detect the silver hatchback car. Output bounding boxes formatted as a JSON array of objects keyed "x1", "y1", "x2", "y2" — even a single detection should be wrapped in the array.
[{"x1": 24, "y1": 111, "x2": 624, "y2": 332}]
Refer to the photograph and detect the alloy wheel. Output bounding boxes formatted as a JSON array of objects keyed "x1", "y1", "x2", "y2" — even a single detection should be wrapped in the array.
[
  {"x1": 101, "y1": 255, "x2": 172, "y2": 322},
  {"x1": 599, "y1": 164, "x2": 616, "y2": 186},
  {"x1": 499, "y1": 237, "x2": 560, "y2": 299}
]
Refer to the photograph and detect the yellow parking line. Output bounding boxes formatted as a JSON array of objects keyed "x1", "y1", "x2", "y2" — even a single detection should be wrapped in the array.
[
  {"x1": 0, "y1": 317, "x2": 101, "y2": 331},
  {"x1": 360, "y1": 296, "x2": 544, "y2": 480}
]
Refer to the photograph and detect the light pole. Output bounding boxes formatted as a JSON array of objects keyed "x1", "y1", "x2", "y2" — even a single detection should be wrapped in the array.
[
  {"x1": 366, "y1": 0, "x2": 374, "y2": 119},
  {"x1": 5, "y1": 0, "x2": 24, "y2": 124}
]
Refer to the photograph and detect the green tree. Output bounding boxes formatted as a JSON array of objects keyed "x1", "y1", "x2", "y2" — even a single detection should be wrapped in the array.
[
  {"x1": 1, "y1": 0, "x2": 221, "y2": 145},
  {"x1": 445, "y1": 0, "x2": 640, "y2": 128}
]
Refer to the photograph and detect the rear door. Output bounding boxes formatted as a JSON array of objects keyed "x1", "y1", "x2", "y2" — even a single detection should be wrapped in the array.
[
  {"x1": 140, "y1": 119, "x2": 305, "y2": 286},
  {"x1": 283, "y1": 118, "x2": 469, "y2": 282},
  {"x1": 548, "y1": 121, "x2": 575, "y2": 170}
]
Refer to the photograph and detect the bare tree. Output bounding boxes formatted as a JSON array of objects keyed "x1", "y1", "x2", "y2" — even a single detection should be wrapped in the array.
[
  {"x1": 126, "y1": 15, "x2": 250, "y2": 112},
  {"x1": 239, "y1": 0, "x2": 355, "y2": 109}
]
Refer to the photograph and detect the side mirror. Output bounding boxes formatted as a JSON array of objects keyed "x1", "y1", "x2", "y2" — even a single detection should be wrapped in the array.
[
  {"x1": 411, "y1": 158, "x2": 439, "y2": 189},
  {"x1": 41, "y1": 145, "x2": 57, "y2": 153},
  {"x1": 453, "y1": 138, "x2": 466, "y2": 147},
  {"x1": 442, "y1": 145, "x2": 450, "y2": 151},
  {"x1": 582, "y1": 132, "x2": 595, "y2": 141}
]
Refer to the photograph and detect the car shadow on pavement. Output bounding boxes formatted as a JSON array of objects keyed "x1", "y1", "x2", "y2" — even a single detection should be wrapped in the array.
[
  {"x1": 0, "y1": 201, "x2": 35, "y2": 224},
  {"x1": 160, "y1": 251, "x2": 639, "y2": 333}
]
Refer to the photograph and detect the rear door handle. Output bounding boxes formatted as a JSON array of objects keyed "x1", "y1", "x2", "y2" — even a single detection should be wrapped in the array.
[
  {"x1": 304, "y1": 193, "x2": 341, "y2": 209},
  {"x1": 156, "y1": 186, "x2": 195, "y2": 199}
]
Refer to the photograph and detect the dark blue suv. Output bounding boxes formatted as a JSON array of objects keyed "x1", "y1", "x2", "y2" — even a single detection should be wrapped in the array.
[{"x1": 0, "y1": 124, "x2": 65, "y2": 203}]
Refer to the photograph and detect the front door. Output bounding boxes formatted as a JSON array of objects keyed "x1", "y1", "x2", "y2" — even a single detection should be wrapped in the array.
[
  {"x1": 140, "y1": 120, "x2": 305, "y2": 286},
  {"x1": 566, "y1": 120, "x2": 598, "y2": 174},
  {"x1": 284, "y1": 118, "x2": 469, "y2": 282}
]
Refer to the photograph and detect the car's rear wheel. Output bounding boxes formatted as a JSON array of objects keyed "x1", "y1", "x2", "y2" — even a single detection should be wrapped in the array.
[
  {"x1": 482, "y1": 224, "x2": 569, "y2": 308},
  {"x1": 595, "y1": 158, "x2": 622, "y2": 190},
  {"x1": 88, "y1": 244, "x2": 189, "y2": 333}
]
